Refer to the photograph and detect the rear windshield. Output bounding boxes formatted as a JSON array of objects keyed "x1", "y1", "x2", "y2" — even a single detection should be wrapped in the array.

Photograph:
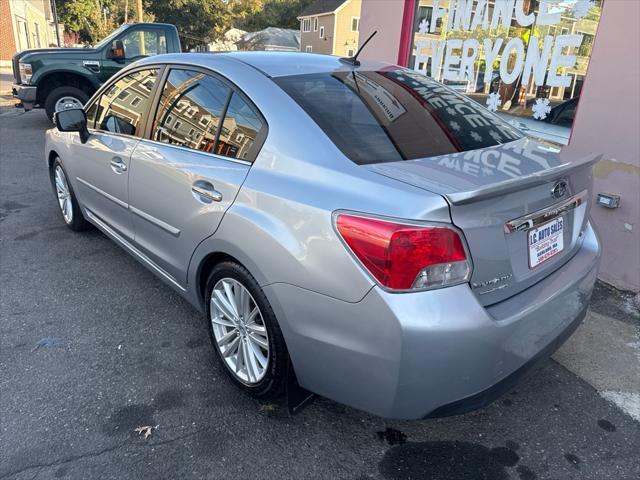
[{"x1": 274, "y1": 69, "x2": 522, "y2": 165}]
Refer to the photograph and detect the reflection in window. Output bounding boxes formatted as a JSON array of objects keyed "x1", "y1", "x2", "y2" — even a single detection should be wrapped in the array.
[
  {"x1": 152, "y1": 69, "x2": 230, "y2": 152},
  {"x1": 94, "y1": 69, "x2": 158, "y2": 136},
  {"x1": 215, "y1": 93, "x2": 263, "y2": 160},
  {"x1": 275, "y1": 70, "x2": 521, "y2": 165}
]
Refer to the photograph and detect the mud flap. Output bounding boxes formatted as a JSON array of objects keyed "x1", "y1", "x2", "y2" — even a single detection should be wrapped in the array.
[{"x1": 286, "y1": 359, "x2": 315, "y2": 415}]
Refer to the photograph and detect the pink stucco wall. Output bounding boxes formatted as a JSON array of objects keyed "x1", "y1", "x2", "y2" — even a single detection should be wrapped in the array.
[
  {"x1": 359, "y1": 0, "x2": 640, "y2": 291},
  {"x1": 561, "y1": 0, "x2": 640, "y2": 291},
  {"x1": 357, "y1": 0, "x2": 404, "y2": 63}
]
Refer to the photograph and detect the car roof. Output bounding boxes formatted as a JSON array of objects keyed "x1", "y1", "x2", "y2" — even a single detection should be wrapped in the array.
[{"x1": 137, "y1": 52, "x2": 394, "y2": 78}]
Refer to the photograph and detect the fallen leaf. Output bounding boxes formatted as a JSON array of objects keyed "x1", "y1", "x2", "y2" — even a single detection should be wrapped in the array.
[
  {"x1": 258, "y1": 403, "x2": 277, "y2": 412},
  {"x1": 134, "y1": 424, "x2": 159, "y2": 440}
]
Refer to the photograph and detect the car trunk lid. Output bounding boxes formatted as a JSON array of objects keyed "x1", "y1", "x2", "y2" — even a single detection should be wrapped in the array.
[{"x1": 367, "y1": 138, "x2": 600, "y2": 305}]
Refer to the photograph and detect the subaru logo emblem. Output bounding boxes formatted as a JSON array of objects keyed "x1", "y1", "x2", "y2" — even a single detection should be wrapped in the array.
[{"x1": 551, "y1": 180, "x2": 568, "y2": 199}]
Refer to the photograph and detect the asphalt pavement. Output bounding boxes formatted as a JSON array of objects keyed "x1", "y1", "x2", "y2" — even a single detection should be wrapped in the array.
[{"x1": 1, "y1": 107, "x2": 639, "y2": 480}]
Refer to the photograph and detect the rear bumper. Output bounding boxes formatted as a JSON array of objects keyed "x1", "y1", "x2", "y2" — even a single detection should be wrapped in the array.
[
  {"x1": 266, "y1": 222, "x2": 600, "y2": 419},
  {"x1": 12, "y1": 84, "x2": 37, "y2": 105}
]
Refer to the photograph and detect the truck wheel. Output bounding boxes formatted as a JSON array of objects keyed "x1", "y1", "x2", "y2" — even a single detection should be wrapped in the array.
[{"x1": 45, "y1": 86, "x2": 89, "y2": 122}]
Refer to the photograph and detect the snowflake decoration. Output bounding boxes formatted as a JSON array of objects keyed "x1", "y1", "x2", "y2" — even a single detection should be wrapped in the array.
[
  {"x1": 449, "y1": 121, "x2": 461, "y2": 132},
  {"x1": 532, "y1": 98, "x2": 552, "y2": 120},
  {"x1": 446, "y1": 107, "x2": 456, "y2": 115},
  {"x1": 489, "y1": 130, "x2": 502, "y2": 143},
  {"x1": 470, "y1": 131, "x2": 483, "y2": 142},
  {"x1": 573, "y1": 0, "x2": 594, "y2": 19},
  {"x1": 418, "y1": 18, "x2": 430, "y2": 35},
  {"x1": 486, "y1": 92, "x2": 501, "y2": 112}
]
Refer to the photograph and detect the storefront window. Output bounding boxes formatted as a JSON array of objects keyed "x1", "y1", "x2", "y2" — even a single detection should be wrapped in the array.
[{"x1": 408, "y1": 0, "x2": 603, "y2": 145}]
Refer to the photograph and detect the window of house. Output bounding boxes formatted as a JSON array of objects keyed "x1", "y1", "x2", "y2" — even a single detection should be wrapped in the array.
[
  {"x1": 33, "y1": 23, "x2": 41, "y2": 48},
  {"x1": 93, "y1": 69, "x2": 158, "y2": 136},
  {"x1": 314, "y1": 17, "x2": 318, "y2": 31},
  {"x1": 351, "y1": 17, "x2": 359, "y2": 32},
  {"x1": 152, "y1": 69, "x2": 230, "y2": 152},
  {"x1": 302, "y1": 18, "x2": 311, "y2": 32},
  {"x1": 347, "y1": 48, "x2": 355, "y2": 57},
  {"x1": 306, "y1": 45, "x2": 312, "y2": 53},
  {"x1": 130, "y1": 96, "x2": 142, "y2": 107},
  {"x1": 17, "y1": 19, "x2": 30, "y2": 50},
  {"x1": 319, "y1": 26, "x2": 325, "y2": 38}
]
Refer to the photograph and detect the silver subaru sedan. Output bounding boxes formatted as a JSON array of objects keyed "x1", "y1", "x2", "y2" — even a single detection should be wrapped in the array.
[{"x1": 45, "y1": 52, "x2": 600, "y2": 419}]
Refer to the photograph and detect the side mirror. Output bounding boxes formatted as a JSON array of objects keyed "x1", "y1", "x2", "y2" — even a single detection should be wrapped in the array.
[
  {"x1": 108, "y1": 40, "x2": 125, "y2": 62},
  {"x1": 54, "y1": 108, "x2": 90, "y2": 144}
]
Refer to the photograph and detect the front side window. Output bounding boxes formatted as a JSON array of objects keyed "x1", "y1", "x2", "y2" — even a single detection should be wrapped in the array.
[
  {"x1": 120, "y1": 29, "x2": 167, "y2": 58},
  {"x1": 152, "y1": 69, "x2": 230, "y2": 152},
  {"x1": 94, "y1": 69, "x2": 158, "y2": 136},
  {"x1": 275, "y1": 69, "x2": 522, "y2": 165}
]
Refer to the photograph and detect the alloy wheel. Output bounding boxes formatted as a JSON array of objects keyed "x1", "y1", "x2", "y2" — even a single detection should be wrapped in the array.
[
  {"x1": 54, "y1": 165, "x2": 73, "y2": 224},
  {"x1": 210, "y1": 278, "x2": 270, "y2": 385}
]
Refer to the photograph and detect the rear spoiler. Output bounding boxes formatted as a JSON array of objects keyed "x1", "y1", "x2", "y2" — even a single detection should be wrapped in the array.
[{"x1": 444, "y1": 153, "x2": 602, "y2": 206}]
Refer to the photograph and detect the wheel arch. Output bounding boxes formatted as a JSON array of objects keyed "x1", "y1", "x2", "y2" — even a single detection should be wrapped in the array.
[
  {"x1": 47, "y1": 149, "x2": 59, "y2": 170},
  {"x1": 195, "y1": 251, "x2": 243, "y2": 309},
  {"x1": 36, "y1": 70, "x2": 98, "y2": 106}
]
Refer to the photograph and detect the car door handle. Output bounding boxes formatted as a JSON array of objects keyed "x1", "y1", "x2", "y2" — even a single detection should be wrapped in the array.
[
  {"x1": 110, "y1": 156, "x2": 127, "y2": 174},
  {"x1": 191, "y1": 181, "x2": 223, "y2": 203}
]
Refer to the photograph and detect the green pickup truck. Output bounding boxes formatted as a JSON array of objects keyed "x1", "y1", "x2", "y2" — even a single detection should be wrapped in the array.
[{"x1": 12, "y1": 22, "x2": 181, "y2": 120}]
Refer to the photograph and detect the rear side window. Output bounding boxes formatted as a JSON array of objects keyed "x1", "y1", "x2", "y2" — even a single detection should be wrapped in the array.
[
  {"x1": 215, "y1": 93, "x2": 263, "y2": 160},
  {"x1": 151, "y1": 69, "x2": 265, "y2": 162},
  {"x1": 94, "y1": 68, "x2": 158, "y2": 136},
  {"x1": 274, "y1": 69, "x2": 522, "y2": 165}
]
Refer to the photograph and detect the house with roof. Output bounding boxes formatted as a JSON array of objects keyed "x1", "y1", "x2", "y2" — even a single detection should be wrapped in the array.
[{"x1": 298, "y1": 0, "x2": 361, "y2": 56}]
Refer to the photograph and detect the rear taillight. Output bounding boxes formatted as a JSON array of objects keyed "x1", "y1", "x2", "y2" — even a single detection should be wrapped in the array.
[{"x1": 335, "y1": 214, "x2": 471, "y2": 291}]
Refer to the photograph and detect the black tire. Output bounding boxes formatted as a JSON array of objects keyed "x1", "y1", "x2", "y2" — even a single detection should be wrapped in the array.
[
  {"x1": 50, "y1": 157, "x2": 91, "y2": 231},
  {"x1": 205, "y1": 261, "x2": 288, "y2": 399},
  {"x1": 44, "y1": 86, "x2": 90, "y2": 122}
]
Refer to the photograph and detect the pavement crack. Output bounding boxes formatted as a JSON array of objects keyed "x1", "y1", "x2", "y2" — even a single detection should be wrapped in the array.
[
  {"x1": 0, "y1": 427, "x2": 212, "y2": 479},
  {"x1": 0, "y1": 441, "x2": 129, "y2": 479}
]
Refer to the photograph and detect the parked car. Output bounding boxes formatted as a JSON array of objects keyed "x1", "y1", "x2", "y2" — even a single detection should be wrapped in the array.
[
  {"x1": 499, "y1": 97, "x2": 578, "y2": 145},
  {"x1": 46, "y1": 53, "x2": 601, "y2": 419},
  {"x1": 12, "y1": 22, "x2": 181, "y2": 121}
]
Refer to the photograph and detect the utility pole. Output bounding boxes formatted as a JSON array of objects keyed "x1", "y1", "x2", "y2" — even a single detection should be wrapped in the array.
[
  {"x1": 136, "y1": 0, "x2": 143, "y2": 22},
  {"x1": 51, "y1": 0, "x2": 61, "y2": 47},
  {"x1": 124, "y1": 0, "x2": 129, "y2": 23},
  {"x1": 136, "y1": 0, "x2": 145, "y2": 55}
]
